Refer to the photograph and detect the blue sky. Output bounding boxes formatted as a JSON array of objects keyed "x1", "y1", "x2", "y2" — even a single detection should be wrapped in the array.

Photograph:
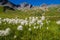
[{"x1": 9, "y1": 0, "x2": 60, "y2": 6}]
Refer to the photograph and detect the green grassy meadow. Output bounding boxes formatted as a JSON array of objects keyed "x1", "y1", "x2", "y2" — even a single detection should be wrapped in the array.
[{"x1": 0, "y1": 6, "x2": 60, "y2": 40}]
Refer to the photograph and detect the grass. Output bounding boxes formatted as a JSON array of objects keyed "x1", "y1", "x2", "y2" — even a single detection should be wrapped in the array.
[{"x1": 0, "y1": 6, "x2": 60, "y2": 40}]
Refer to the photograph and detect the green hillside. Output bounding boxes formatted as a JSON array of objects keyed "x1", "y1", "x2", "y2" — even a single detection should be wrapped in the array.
[{"x1": 0, "y1": 6, "x2": 60, "y2": 40}]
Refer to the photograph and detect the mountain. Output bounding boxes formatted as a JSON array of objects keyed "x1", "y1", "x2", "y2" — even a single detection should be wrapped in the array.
[
  {"x1": 9, "y1": 0, "x2": 60, "y2": 6},
  {"x1": 16, "y1": 2, "x2": 33, "y2": 10}
]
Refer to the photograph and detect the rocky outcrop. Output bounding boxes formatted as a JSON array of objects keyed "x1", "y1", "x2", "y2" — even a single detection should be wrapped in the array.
[
  {"x1": 17, "y1": 2, "x2": 33, "y2": 10},
  {"x1": 40, "y1": 3, "x2": 49, "y2": 11},
  {"x1": 0, "y1": 1, "x2": 33, "y2": 10}
]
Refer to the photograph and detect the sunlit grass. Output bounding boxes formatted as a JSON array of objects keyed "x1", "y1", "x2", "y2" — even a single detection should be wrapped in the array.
[{"x1": 0, "y1": 6, "x2": 60, "y2": 40}]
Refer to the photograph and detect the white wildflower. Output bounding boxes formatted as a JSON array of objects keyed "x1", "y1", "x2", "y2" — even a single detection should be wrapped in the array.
[
  {"x1": 37, "y1": 20, "x2": 42, "y2": 24},
  {"x1": 36, "y1": 17, "x2": 38, "y2": 20},
  {"x1": 0, "y1": 18, "x2": 1, "y2": 20},
  {"x1": 0, "y1": 30, "x2": 5, "y2": 36},
  {"x1": 0, "y1": 21, "x2": 1, "y2": 24},
  {"x1": 28, "y1": 28, "x2": 31, "y2": 31},
  {"x1": 34, "y1": 26, "x2": 36, "y2": 29},
  {"x1": 4, "y1": 28, "x2": 11, "y2": 36},
  {"x1": 56, "y1": 21, "x2": 60, "y2": 24},
  {"x1": 40, "y1": 22, "x2": 44, "y2": 26},
  {"x1": 41, "y1": 16, "x2": 45, "y2": 21},
  {"x1": 17, "y1": 25, "x2": 23, "y2": 30},
  {"x1": 14, "y1": 35, "x2": 17, "y2": 38},
  {"x1": 20, "y1": 22, "x2": 25, "y2": 25},
  {"x1": 0, "y1": 28, "x2": 11, "y2": 36},
  {"x1": 25, "y1": 22, "x2": 28, "y2": 25},
  {"x1": 47, "y1": 27, "x2": 49, "y2": 30},
  {"x1": 29, "y1": 17, "x2": 32, "y2": 20},
  {"x1": 32, "y1": 17, "x2": 35, "y2": 19},
  {"x1": 29, "y1": 23, "x2": 31, "y2": 26},
  {"x1": 25, "y1": 18, "x2": 28, "y2": 20}
]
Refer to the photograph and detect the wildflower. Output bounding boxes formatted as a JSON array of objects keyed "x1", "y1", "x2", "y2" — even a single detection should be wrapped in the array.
[
  {"x1": 0, "y1": 18, "x2": 1, "y2": 20},
  {"x1": 4, "y1": 28, "x2": 11, "y2": 36},
  {"x1": 25, "y1": 18, "x2": 28, "y2": 20},
  {"x1": 56, "y1": 21, "x2": 60, "y2": 24},
  {"x1": 40, "y1": 22, "x2": 44, "y2": 26},
  {"x1": 41, "y1": 16, "x2": 45, "y2": 21},
  {"x1": 25, "y1": 22, "x2": 28, "y2": 25},
  {"x1": 20, "y1": 22, "x2": 24, "y2": 25},
  {"x1": 34, "y1": 26, "x2": 36, "y2": 29},
  {"x1": 0, "y1": 21, "x2": 1, "y2": 24},
  {"x1": 28, "y1": 28, "x2": 31, "y2": 31},
  {"x1": 34, "y1": 23, "x2": 36, "y2": 25},
  {"x1": 29, "y1": 23, "x2": 31, "y2": 27},
  {"x1": 0, "y1": 30, "x2": 5, "y2": 36},
  {"x1": 37, "y1": 20, "x2": 42, "y2": 24},
  {"x1": 17, "y1": 25, "x2": 23, "y2": 30},
  {"x1": 36, "y1": 17, "x2": 38, "y2": 19},
  {"x1": 29, "y1": 17, "x2": 32, "y2": 20},
  {"x1": 0, "y1": 28, "x2": 11, "y2": 36},
  {"x1": 29, "y1": 21, "x2": 34, "y2": 24},
  {"x1": 47, "y1": 27, "x2": 48, "y2": 30},
  {"x1": 34, "y1": 26, "x2": 39, "y2": 29},
  {"x1": 14, "y1": 35, "x2": 17, "y2": 39},
  {"x1": 32, "y1": 17, "x2": 35, "y2": 19}
]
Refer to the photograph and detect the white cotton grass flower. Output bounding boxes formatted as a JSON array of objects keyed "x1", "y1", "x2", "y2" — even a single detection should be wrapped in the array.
[
  {"x1": 40, "y1": 22, "x2": 44, "y2": 26},
  {"x1": 29, "y1": 21, "x2": 34, "y2": 24},
  {"x1": 20, "y1": 22, "x2": 25, "y2": 25},
  {"x1": 47, "y1": 27, "x2": 49, "y2": 30},
  {"x1": 25, "y1": 18, "x2": 28, "y2": 20},
  {"x1": 20, "y1": 20, "x2": 28, "y2": 25},
  {"x1": 36, "y1": 17, "x2": 38, "y2": 20},
  {"x1": 25, "y1": 22, "x2": 28, "y2": 25},
  {"x1": 0, "y1": 30, "x2": 5, "y2": 36},
  {"x1": 0, "y1": 28, "x2": 11, "y2": 36},
  {"x1": 34, "y1": 26, "x2": 36, "y2": 29},
  {"x1": 29, "y1": 17, "x2": 32, "y2": 20},
  {"x1": 41, "y1": 16, "x2": 45, "y2": 21},
  {"x1": 37, "y1": 20, "x2": 42, "y2": 24},
  {"x1": 32, "y1": 17, "x2": 35, "y2": 19},
  {"x1": 14, "y1": 35, "x2": 17, "y2": 39},
  {"x1": 29, "y1": 23, "x2": 31, "y2": 27},
  {"x1": 56, "y1": 21, "x2": 60, "y2": 24},
  {"x1": 0, "y1": 18, "x2": 1, "y2": 20},
  {"x1": 24, "y1": 20, "x2": 28, "y2": 25},
  {"x1": 28, "y1": 28, "x2": 31, "y2": 31},
  {"x1": 0, "y1": 21, "x2": 1, "y2": 24},
  {"x1": 28, "y1": 23, "x2": 32, "y2": 27},
  {"x1": 34, "y1": 26, "x2": 39, "y2": 29},
  {"x1": 17, "y1": 25, "x2": 23, "y2": 30},
  {"x1": 29, "y1": 18, "x2": 36, "y2": 24},
  {"x1": 4, "y1": 28, "x2": 11, "y2": 36}
]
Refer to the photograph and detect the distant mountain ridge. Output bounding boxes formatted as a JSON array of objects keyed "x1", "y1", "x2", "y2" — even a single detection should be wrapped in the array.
[{"x1": 9, "y1": 0, "x2": 60, "y2": 6}]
